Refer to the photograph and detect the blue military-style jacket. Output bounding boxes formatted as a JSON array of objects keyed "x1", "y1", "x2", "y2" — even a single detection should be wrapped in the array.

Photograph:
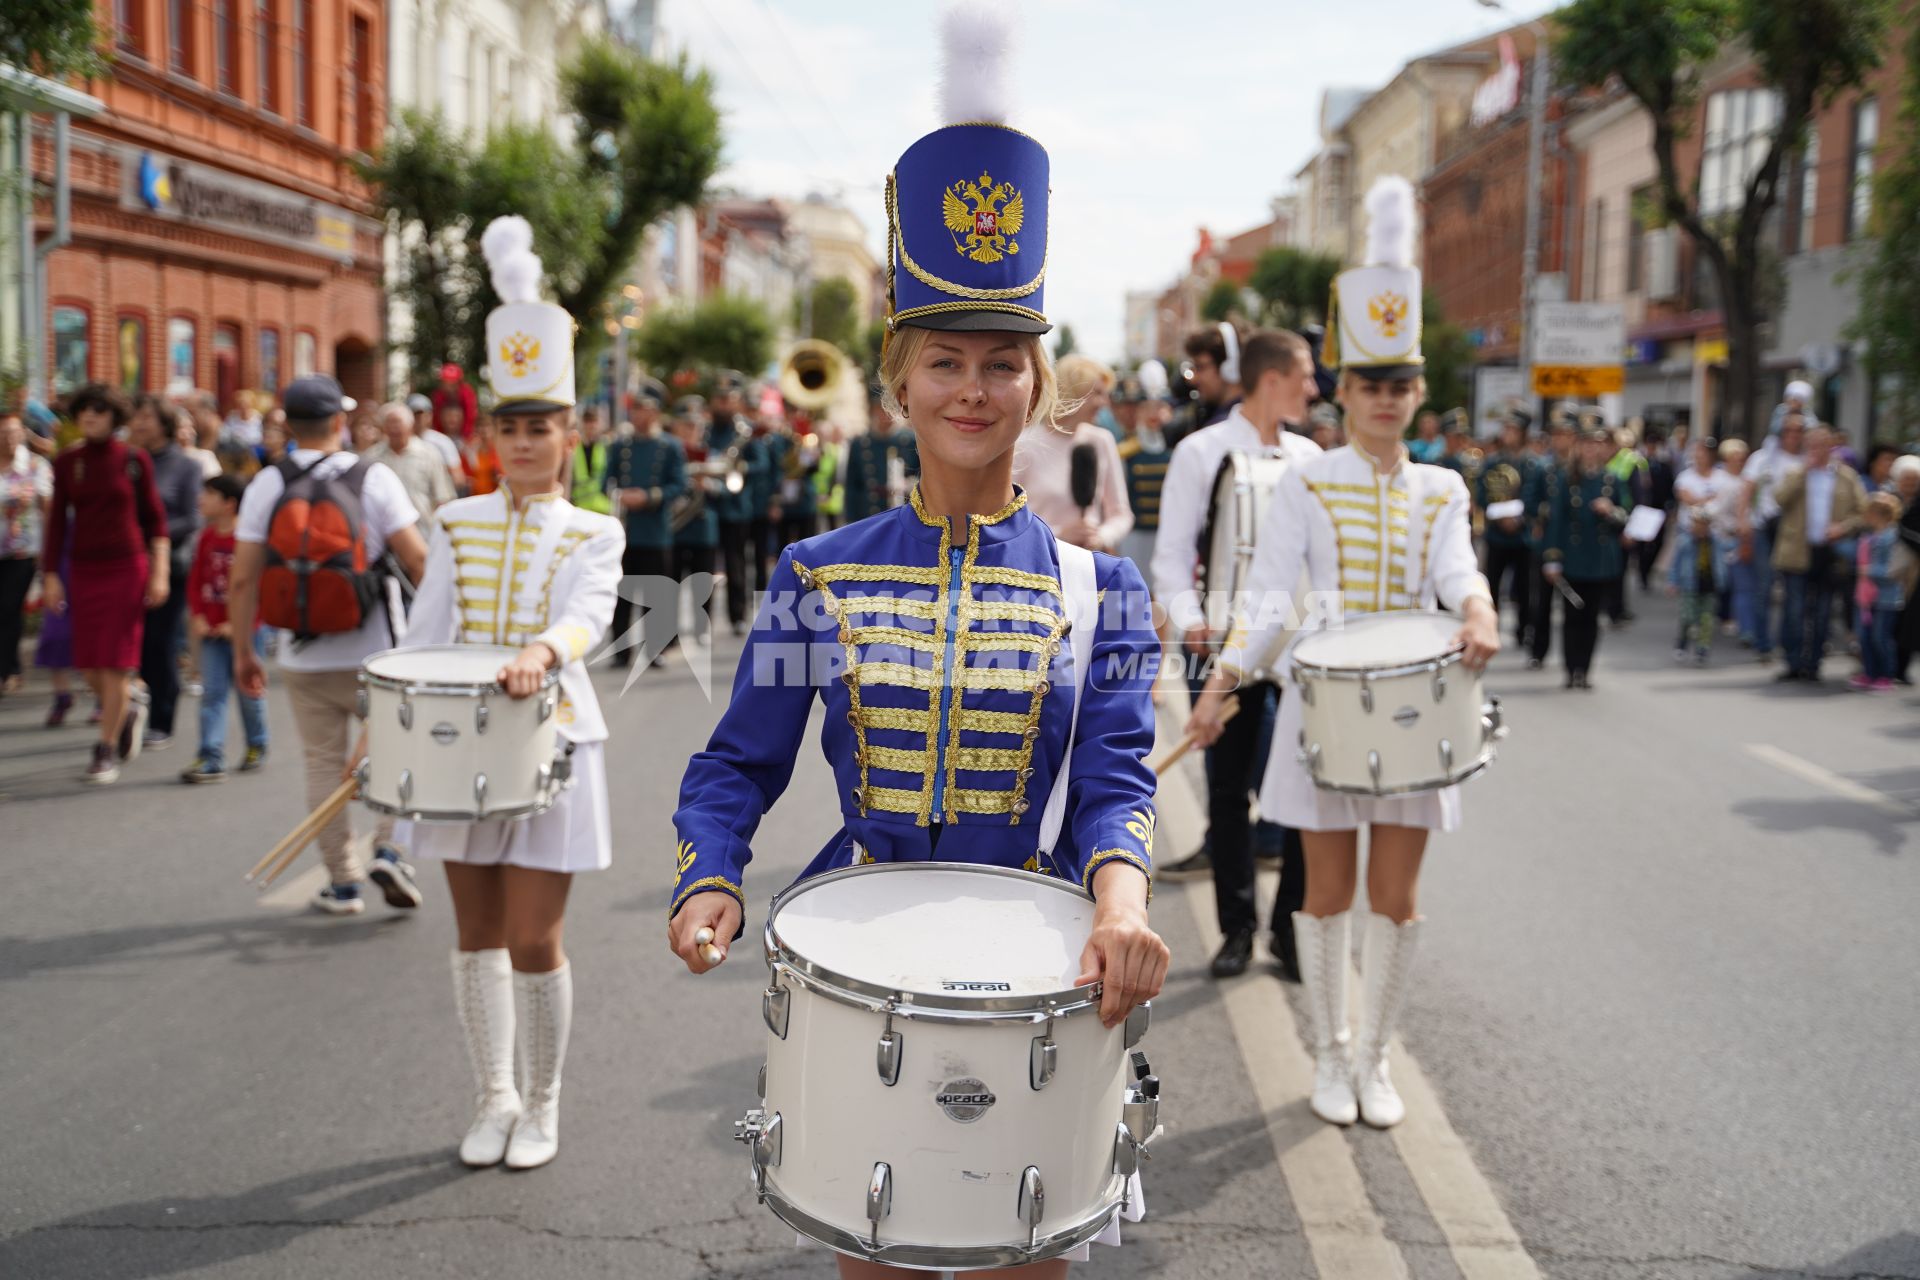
[{"x1": 671, "y1": 487, "x2": 1159, "y2": 921}]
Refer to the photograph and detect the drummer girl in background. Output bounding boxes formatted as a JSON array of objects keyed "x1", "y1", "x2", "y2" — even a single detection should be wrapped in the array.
[
  {"x1": 1188, "y1": 177, "x2": 1499, "y2": 1132},
  {"x1": 383, "y1": 217, "x2": 624, "y2": 1173},
  {"x1": 668, "y1": 13, "x2": 1167, "y2": 1275}
]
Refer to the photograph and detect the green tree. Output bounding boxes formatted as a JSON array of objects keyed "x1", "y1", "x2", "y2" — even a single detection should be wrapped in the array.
[
  {"x1": 1200, "y1": 280, "x2": 1243, "y2": 324},
  {"x1": 1249, "y1": 247, "x2": 1342, "y2": 327},
  {"x1": 794, "y1": 276, "x2": 861, "y2": 354},
  {"x1": 1850, "y1": 15, "x2": 1920, "y2": 432},
  {"x1": 634, "y1": 294, "x2": 775, "y2": 381},
  {"x1": 1052, "y1": 324, "x2": 1078, "y2": 358},
  {"x1": 362, "y1": 39, "x2": 721, "y2": 394},
  {"x1": 1421, "y1": 291, "x2": 1474, "y2": 415},
  {"x1": 1, "y1": 0, "x2": 105, "y2": 79},
  {"x1": 1556, "y1": 0, "x2": 1893, "y2": 441}
]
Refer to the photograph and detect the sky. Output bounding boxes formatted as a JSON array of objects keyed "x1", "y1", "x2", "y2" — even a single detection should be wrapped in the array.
[{"x1": 644, "y1": 0, "x2": 1558, "y2": 362}]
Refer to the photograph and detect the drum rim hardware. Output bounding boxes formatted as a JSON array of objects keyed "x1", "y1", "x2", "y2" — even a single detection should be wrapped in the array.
[
  {"x1": 1296, "y1": 695, "x2": 1505, "y2": 796},
  {"x1": 763, "y1": 862, "x2": 1112, "y2": 1023}
]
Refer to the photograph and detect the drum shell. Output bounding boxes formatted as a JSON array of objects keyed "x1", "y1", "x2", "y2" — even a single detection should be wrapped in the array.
[
  {"x1": 1292, "y1": 626, "x2": 1497, "y2": 796},
  {"x1": 358, "y1": 646, "x2": 561, "y2": 821},
  {"x1": 761, "y1": 975, "x2": 1127, "y2": 1254},
  {"x1": 1202, "y1": 452, "x2": 1290, "y2": 636}
]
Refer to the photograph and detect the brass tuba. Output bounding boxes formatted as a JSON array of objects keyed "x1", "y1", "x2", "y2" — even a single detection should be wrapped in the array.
[{"x1": 778, "y1": 339, "x2": 850, "y2": 413}]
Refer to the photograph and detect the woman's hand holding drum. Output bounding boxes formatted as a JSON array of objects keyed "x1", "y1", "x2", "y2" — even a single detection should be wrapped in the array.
[
  {"x1": 496, "y1": 642, "x2": 558, "y2": 698},
  {"x1": 1075, "y1": 862, "x2": 1169, "y2": 1029},
  {"x1": 669, "y1": 891, "x2": 743, "y2": 974}
]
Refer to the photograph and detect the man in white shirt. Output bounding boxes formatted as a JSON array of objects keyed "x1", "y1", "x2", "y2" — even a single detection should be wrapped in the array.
[
  {"x1": 230, "y1": 376, "x2": 430, "y2": 917},
  {"x1": 1150, "y1": 329, "x2": 1322, "y2": 979},
  {"x1": 364, "y1": 401, "x2": 457, "y2": 526},
  {"x1": 1743, "y1": 412, "x2": 1806, "y2": 658},
  {"x1": 409, "y1": 392, "x2": 466, "y2": 487}
]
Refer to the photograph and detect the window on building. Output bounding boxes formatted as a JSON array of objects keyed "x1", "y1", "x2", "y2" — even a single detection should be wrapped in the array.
[
  {"x1": 351, "y1": 15, "x2": 375, "y2": 152},
  {"x1": 1793, "y1": 131, "x2": 1819, "y2": 253},
  {"x1": 115, "y1": 0, "x2": 146, "y2": 56},
  {"x1": 214, "y1": 0, "x2": 238, "y2": 94},
  {"x1": 213, "y1": 324, "x2": 242, "y2": 413},
  {"x1": 1626, "y1": 184, "x2": 1657, "y2": 292},
  {"x1": 117, "y1": 314, "x2": 148, "y2": 393},
  {"x1": 293, "y1": 331, "x2": 316, "y2": 379},
  {"x1": 257, "y1": 0, "x2": 279, "y2": 113},
  {"x1": 167, "y1": 318, "x2": 197, "y2": 394},
  {"x1": 293, "y1": 0, "x2": 312, "y2": 126},
  {"x1": 52, "y1": 307, "x2": 90, "y2": 396},
  {"x1": 169, "y1": 0, "x2": 193, "y2": 75},
  {"x1": 260, "y1": 328, "x2": 282, "y2": 395},
  {"x1": 1848, "y1": 97, "x2": 1879, "y2": 240},
  {"x1": 1700, "y1": 88, "x2": 1781, "y2": 217}
]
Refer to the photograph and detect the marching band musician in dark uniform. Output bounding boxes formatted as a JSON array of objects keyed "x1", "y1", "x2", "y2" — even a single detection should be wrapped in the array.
[
  {"x1": 1527, "y1": 410, "x2": 1579, "y2": 669},
  {"x1": 668, "y1": 12, "x2": 1167, "y2": 1268},
  {"x1": 1475, "y1": 412, "x2": 1537, "y2": 649},
  {"x1": 1541, "y1": 425, "x2": 1635, "y2": 689},
  {"x1": 605, "y1": 385, "x2": 687, "y2": 668},
  {"x1": 1115, "y1": 377, "x2": 1171, "y2": 582},
  {"x1": 707, "y1": 375, "x2": 758, "y2": 635},
  {"x1": 840, "y1": 388, "x2": 921, "y2": 525},
  {"x1": 669, "y1": 406, "x2": 720, "y2": 646}
]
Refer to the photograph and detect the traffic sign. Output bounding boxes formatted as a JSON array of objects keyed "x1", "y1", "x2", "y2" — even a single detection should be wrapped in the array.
[{"x1": 1532, "y1": 365, "x2": 1625, "y2": 397}]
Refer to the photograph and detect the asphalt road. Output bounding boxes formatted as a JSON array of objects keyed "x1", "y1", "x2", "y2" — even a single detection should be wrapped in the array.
[{"x1": 1, "y1": 577, "x2": 1915, "y2": 1280}]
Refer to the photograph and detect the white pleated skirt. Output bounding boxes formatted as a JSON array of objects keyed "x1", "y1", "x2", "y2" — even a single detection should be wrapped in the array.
[
  {"x1": 1258, "y1": 687, "x2": 1462, "y2": 833},
  {"x1": 397, "y1": 740, "x2": 612, "y2": 873}
]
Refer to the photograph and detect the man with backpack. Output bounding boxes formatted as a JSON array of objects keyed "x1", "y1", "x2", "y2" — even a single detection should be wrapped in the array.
[{"x1": 230, "y1": 375, "x2": 431, "y2": 917}]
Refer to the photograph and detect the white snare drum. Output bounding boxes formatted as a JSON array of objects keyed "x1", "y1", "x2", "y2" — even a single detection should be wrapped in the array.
[
  {"x1": 1200, "y1": 451, "x2": 1288, "y2": 637},
  {"x1": 1289, "y1": 611, "x2": 1507, "y2": 795},
  {"x1": 737, "y1": 863, "x2": 1161, "y2": 1271},
  {"x1": 356, "y1": 645, "x2": 568, "y2": 822}
]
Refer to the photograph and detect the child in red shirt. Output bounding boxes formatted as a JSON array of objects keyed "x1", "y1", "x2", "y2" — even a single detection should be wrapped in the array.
[{"x1": 180, "y1": 475, "x2": 269, "y2": 782}]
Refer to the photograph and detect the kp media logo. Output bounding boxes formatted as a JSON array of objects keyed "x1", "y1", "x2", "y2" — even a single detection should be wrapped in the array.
[{"x1": 137, "y1": 154, "x2": 172, "y2": 211}]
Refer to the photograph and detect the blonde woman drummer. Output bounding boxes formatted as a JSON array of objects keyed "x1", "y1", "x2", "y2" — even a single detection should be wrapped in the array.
[
  {"x1": 1188, "y1": 177, "x2": 1499, "y2": 1131},
  {"x1": 667, "y1": 11, "x2": 1166, "y2": 1276},
  {"x1": 384, "y1": 217, "x2": 624, "y2": 1171}
]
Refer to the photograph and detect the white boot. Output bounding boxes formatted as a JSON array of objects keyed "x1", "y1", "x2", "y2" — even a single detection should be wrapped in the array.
[
  {"x1": 505, "y1": 961, "x2": 572, "y2": 1170},
  {"x1": 1291, "y1": 911, "x2": 1358, "y2": 1126},
  {"x1": 1354, "y1": 913, "x2": 1422, "y2": 1129},
  {"x1": 452, "y1": 949, "x2": 521, "y2": 1167}
]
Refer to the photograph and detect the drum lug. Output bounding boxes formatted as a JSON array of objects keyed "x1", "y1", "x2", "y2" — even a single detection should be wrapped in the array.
[
  {"x1": 756, "y1": 1063, "x2": 766, "y2": 1100},
  {"x1": 553, "y1": 744, "x2": 574, "y2": 786},
  {"x1": 1482, "y1": 696, "x2": 1508, "y2": 742},
  {"x1": 1432, "y1": 670, "x2": 1447, "y2": 703},
  {"x1": 1112, "y1": 1122, "x2": 1139, "y2": 1181},
  {"x1": 1017, "y1": 1165, "x2": 1045, "y2": 1250},
  {"x1": 1359, "y1": 673, "x2": 1373, "y2": 714},
  {"x1": 1368, "y1": 750, "x2": 1382, "y2": 790},
  {"x1": 475, "y1": 697, "x2": 489, "y2": 735},
  {"x1": 1438, "y1": 739, "x2": 1453, "y2": 773},
  {"x1": 866, "y1": 1161, "x2": 893, "y2": 1249},
  {"x1": 353, "y1": 757, "x2": 369, "y2": 790},
  {"x1": 876, "y1": 1004, "x2": 902, "y2": 1087},
  {"x1": 473, "y1": 772, "x2": 489, "y2": 814},
  {"x1": 1299, "y1": 678, "x2": 1314, "y2": 706},
  {"x1": 1123, "y1": 1001, "x2": 1151, "y2": 1049},
  {"x1": 536, "y1": 761, "x2": 553, "y2": 799},
  {"x1": 397, "y1": 769, "x2": 413, "y2": 808},
  {"x1": 762, "y1": 984, "x2": 790, "y2": 1040},
  {"x1": 1298, "y1": 742, "x2": 1322, "y2": 777},
  {"x1": 398, "y1": 693, "x2": 413, "y2": 731},
  {"x1": 538, "y1": 690, "x2": 556, "y2": 723},
  {"x1": 1029, "y1": 1035, "x2": 1056, "y2": 1091},
  {"x1": 355, "y1": 685, "x2": 368, "y2": 719}
]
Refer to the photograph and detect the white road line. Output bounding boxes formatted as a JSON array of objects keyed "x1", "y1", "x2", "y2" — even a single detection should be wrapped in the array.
[
  {"x1": 1744, "y1": 743, "x2": 1914, "y2": 818},
  {"x1": 1157, "y1": 697, "x2": 1542, "y2": 1280},
  {"x1": 1155, "y1": 714, "x2": 1410, "y2": 1280}
]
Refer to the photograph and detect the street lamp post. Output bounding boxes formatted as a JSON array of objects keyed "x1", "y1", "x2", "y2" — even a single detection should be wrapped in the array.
[{"x1": 1478, "y1": 0, "x2": 1549, "y2": 413}]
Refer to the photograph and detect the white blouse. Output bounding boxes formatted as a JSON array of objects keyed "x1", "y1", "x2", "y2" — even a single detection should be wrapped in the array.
[{"x1": 1012, "y1": 421, "x2": 1134, "y2": 551}]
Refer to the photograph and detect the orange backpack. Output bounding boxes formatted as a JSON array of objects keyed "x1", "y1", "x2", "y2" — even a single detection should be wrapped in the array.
[{"x1": 257, "y1": 456, "x2": 383, "y2": 638}]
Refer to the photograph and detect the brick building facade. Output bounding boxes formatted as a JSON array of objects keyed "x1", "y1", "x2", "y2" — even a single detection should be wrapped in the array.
[{"x1": 36, "y1": 0, "x2": 386, "y2": 409}]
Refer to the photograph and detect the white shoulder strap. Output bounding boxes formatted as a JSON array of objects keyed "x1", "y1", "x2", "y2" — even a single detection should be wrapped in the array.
[{"x1": 1039, "y1": 539, "x2": 1098, "y2": 858}]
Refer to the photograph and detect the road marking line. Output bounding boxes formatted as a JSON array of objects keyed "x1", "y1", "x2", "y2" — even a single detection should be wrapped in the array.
[
  {"x1": 1155, "y1": 713, "x2": 1410, "y2": 1280},
  {"x1": 1157, "y1": 697, "x2": 1542, "y2": 1280},
  {"x1": 1744, "y1": 743, "x2": 1913, "y2": 818}
]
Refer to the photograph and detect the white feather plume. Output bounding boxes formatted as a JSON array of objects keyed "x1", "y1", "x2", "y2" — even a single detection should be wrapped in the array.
[
  {"x1": 480, "y1": 215, "x2": 544, "y2": 305},
  {"x1": 939, "y1": 3, "x2": 1015, "y2": 125},
  {"x1": 1137, "y1": 358, "x2": 1170, "y2": 399},
  {"x1": 1363, "y1": 176, "x2": 1418, "y2": 269}
]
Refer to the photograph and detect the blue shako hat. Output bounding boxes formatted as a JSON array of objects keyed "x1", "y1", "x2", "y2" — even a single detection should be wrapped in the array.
[{"x1": 886, "y1": 7, "x2": 1050, "y2": 336}]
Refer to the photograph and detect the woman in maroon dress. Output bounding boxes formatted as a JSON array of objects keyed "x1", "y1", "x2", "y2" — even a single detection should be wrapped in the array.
[{"x1": 40, "y1": 385, "x2": 170, "y2": 784}]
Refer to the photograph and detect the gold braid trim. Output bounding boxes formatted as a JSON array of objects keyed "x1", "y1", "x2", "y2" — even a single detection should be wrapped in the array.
[
  {"x1": 812, "y1": 562, "x2": 947, "y2": 587},
  {"x1": 854, "y1": 660, "x2": 937, "y2": 691},
  {"x1": 956, "y1": 745, "x2": 1027, "y2": 772},
  {"x1": 971, "y1": 600, "x2": 1061, "y2": 627},
  {"x1": 892, "y1": 300, "x2": 1048, "y2": 328},
  {"x1": 1007, "y1": 607, "x2": 1069, "y2": 823},
  {"x1": 858, "y1": 705, "x2": 935, "y2": 733},
  {"x1": 669, "y1": 875, "x2": 743, "y2": 918},
  {"x1": 839, "y1": 594, "x2": 942, "y2": 621},
  {"x1": 443, "y1": 518, "x2": 509, "y2": 532},
  {"x1": 952, "y1": 787, "x2": 1017, "y2": 814},
  {"x1": 847, "y1": 624, "x2": 941, "y2": 654},
  {"x1": 867, "y1": 786, "x2": 924, "y2": 815},
  {"x1": 967, "y1": 565, "x2": 1062, "y2": 594},
  {"x1": 804, "y1": 565, "x2": 872, "y2": 817},
  {"x1": 1083, "y1": 849, "x2": 1154, "y2": 901},
  {"x1": 962, "y1": 631, "x2": 1050, "y2": 654},
  {"x1": 863, "y1": 745, "x2": 933, "y2": 775},
  {"x1": 961, "y1": 665, "x2": 1042, "y2": 692},
  {"x1": 956, "y1": 708, "x2": 1031, "y2": 735}
]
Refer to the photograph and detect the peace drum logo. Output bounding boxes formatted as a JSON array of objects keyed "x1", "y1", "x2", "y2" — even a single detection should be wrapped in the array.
[{"x1": 934, "y1": 1078, "x2": 997, "y2": 1123}]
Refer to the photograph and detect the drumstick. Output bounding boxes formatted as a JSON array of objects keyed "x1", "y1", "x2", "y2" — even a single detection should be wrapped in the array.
[
  {"x1": 694, "y1": 925, "x2": 725, "y2": 967},
  {"x1": 247, "y1": 776, "x2": 356, "y2": 881},
  {"x1": 255, "y1": 785, "x2": 357, "y2": 890},
  {"x1": 249, "y1": 777, "x2": 358, "y2": 886},
  {"x1": 1148, "y1": 697, "x2": 1241, "y2": 776}
]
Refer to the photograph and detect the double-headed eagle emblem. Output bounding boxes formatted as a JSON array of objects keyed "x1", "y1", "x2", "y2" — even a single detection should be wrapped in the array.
[
  {"x1": 500, "y1": 332, "x2": 540, "y2": 379},
  {"x1": 943, "y1": 170, "x2": 1025, "y2": 264},
  {"x1": 1368, "y1": 292, "x2": 1410, "y2": 340}
]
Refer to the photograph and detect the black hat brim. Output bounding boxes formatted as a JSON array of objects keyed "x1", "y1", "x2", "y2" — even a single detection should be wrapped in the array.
[
  {"x1": 899, "y1": 309, "x2": 1052, "y2": 336},
  {"x1": 1345, "y1": 363, "x2": 1425, "y2": 382},
  {"x1": 493, "y1": 399, "x2": 574, "y2": 417}
]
